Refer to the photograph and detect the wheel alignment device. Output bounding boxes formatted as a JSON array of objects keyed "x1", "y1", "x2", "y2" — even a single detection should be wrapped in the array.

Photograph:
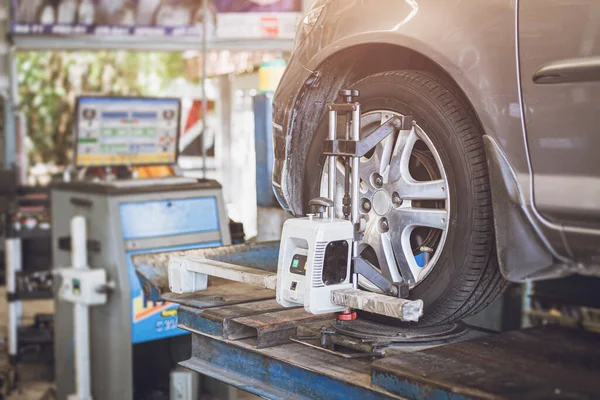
[{"x1": 276, "y1": 90, "x2": 422, "y2": 321}]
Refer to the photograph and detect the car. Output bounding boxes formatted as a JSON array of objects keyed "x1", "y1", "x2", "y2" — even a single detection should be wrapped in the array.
[{"x1": 272, "y1": 0, "x2": 600, "y2": 325}]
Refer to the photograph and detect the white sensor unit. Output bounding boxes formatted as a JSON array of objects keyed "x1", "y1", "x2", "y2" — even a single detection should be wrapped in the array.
[{"x1": 276, "y1": 215, "x2": 354, "y2": 314}]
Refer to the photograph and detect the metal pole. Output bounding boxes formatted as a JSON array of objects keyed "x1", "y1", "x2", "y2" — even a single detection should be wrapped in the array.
[
  {"x1": 351, "y1": 105, "x2": 360, "y2": 240},
  {"x1": 201, "y1": 0, "x2": 208, "y2": 179},
  {"x1": 71, "y1": 216, "x2": 92, "y2": 400},
  {"x1": 328, "y1": 110, "x2": 337, "y2": 220},
  {"x1": 351, "y1": 105, "x2": 360, "y2": 288},
  {"x1": 6, "y1": 237, "x2": 21, "y2": 364},
  {"x1": 2, "y1": 13, "x2": 18, "y2": 170}
]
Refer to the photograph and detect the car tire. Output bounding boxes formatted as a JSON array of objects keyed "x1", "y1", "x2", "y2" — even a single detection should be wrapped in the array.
[{"x1": 301, "y1": 70, "x2": 508, "y2": 325}]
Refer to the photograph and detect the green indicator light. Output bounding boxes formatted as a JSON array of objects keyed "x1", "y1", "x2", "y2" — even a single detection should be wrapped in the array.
[{"x1": 292, "y1": 259, "x2": 299, "y2": 268}]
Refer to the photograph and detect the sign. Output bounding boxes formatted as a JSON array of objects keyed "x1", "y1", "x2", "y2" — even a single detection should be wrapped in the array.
[{"x1": 11, "y1": 0, "x2": 301, "y2": 39}]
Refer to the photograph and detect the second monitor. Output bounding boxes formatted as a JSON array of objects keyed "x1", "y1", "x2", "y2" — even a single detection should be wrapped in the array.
[{"x1": 74, "y1": 96, "x2": 181, "y2": 167}]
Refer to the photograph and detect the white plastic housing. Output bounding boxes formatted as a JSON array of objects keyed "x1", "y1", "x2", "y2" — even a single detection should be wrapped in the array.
[
  {"x1": 276, "y1": 216, "x2": 353, "y2": 314},
  {"x1": 168, "y1": 257, "x2": 208, "y2": 294},
  {"x1": 56, "y1": 268, "x2": 108, "y2": 306}
]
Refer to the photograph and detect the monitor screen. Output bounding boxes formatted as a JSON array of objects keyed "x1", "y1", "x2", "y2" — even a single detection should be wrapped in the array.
[{"x1": 74, "y1": 96, "x2": 181, "y2": 167}]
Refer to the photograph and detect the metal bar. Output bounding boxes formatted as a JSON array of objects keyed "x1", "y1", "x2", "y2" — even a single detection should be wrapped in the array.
[
  {"x1": 327, "y1": 103, "x2": 358, "y2": 112},
  {"x1": 71, "y1": 216, "x2": 92, "y2": 400},
  {"x1": 201, "y1": 0, "x2": 208, "y2": 179},
  {"x1": 351, "y1": 104, "x2": 361, "y2": 262},
  {"x1": 322, "y1": 118, "x2": 400, "y2": 158},
  {"x1": 331, "y1": 288, "x2": 423, "y2": 322},
  {"x1": 6, "y1": 237, "x2": 21, "y2": 362},
  {"x1": 328, "y1": 109, "x2": 337, "y2": 219},
  {"x1": 177, "y1": 299, "x2": 286, "y2": 338},
  {"x1": 169, "y1": 256, "x2": 277, "y2": 292},
  {"x1": 132, "y1": 241, "x2": 280, "y2": 277},
  {"x1": 12, "y1": 36, "x2": 295, "y2": 52},
  {"x1": 289, "y1": 338, "x2": 385, "y2": 359},
  {"x1": 163, "y1": 279, "x2": 274, "y2": 308},
  {"x1": 181, "y1": 334, "x2": 401, "y2": 399},
  {"x1": 227, "y1": 308, "x2": 330, "y2": 348},
  {"x1": 132, "y1": 242, "x2": 280, "y2": 298},
  {"x1": 353, "y1": 258, "x2": 396, "y2": 296}
]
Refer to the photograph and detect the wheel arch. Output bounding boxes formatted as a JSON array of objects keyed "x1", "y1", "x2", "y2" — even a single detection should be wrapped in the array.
[
  {"x1": 286, "y1": 41, "x2": 564, "y2": 282},
  {"x1": 287, "y1": 42, "x2": 487, "y2": 214}
]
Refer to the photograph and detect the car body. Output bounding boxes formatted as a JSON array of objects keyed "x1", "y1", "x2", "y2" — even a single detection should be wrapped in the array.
[{"x1": 272, "y1": 0, "x2": 600, "y2": 282}]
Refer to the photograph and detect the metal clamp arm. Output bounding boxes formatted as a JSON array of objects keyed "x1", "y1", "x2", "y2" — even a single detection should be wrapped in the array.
[{"x1": 323, "y1": 115, "x2": 413, "y2": 158}]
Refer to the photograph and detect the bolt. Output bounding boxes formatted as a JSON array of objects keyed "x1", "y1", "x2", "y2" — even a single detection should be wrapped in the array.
[
  {"x1": 379, "y1": 218, "x2": 389, "y2": 232},
  {"x1": 392, "y1": 192, "x2": 402, "y2": 207},
  {"x1": 420, "y1": 246, "x2": 434, "y2": 253},
  {"x1": 361, "y1": 198, "x2": 372, "y2": 212},
  {"x1": 392, "y1": 119, "x2": 402, "y2": 129},
  {"x1": 373, "y1": 173, "x2": 383, "y2": 188}
]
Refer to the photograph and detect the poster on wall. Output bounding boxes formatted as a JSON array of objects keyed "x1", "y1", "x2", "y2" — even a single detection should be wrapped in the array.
[{"x1": 10, "y1": 0, "x2": 301, "y2": 39}]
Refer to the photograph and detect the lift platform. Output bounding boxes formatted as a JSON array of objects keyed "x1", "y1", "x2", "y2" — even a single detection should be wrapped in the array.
[{"x1": 132, "y1": 243, "x2": 600, "y2": 400}]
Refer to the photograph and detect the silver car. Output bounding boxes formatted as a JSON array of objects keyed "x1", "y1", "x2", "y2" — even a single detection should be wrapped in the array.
[{"x1": 272, "y1": 0, "x2": 600, "y2": 325}]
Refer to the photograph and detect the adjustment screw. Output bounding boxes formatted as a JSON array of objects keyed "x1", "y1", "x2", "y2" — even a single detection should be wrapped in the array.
[
  {"x1": 379, "y1": 218, "x2": 389, "y2": 232},
  {"x1": 361, "y1": 198, "x2": 372, "y2": 213},
  {"x1": 373, "y1": 173, "x2": 383, "y2": 188},
  {"x1": 392, "y1": 192, "x2": 403, "y2": 207}
]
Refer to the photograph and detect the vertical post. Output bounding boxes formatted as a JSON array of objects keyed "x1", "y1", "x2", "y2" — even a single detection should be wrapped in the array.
[
  {"x1": 328, "y1": 109, "x2": 337, "y2": 220},
  {"x1": 71, "y1": 216, "x2": 92, "y2": 400},
  {"x1": 6, "y1": 237, "x2": 21, "y2": 364},
  {"x1": 522, "y1": 281, "x2": 533, "y2": 329},
  {"x1": 1, "y1": 0, "x2": 16, "y2": 169},
  {"x1": 351, "y1": 104, "x2": 361, "y2": 288},
  {"x1": 351, "y1": 105, "x2": 360, "y2": 242},
  {"x1": 201, "y1": 0, "x2": 208, "y2": 179}
]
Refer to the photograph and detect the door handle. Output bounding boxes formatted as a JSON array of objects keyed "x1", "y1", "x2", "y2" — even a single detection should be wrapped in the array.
[{"x1": 533, "y1": 56, "x2": 600, "y2": 84}]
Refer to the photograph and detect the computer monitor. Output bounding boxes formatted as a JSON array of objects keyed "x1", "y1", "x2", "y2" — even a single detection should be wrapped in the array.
[{"x1": 74, "y1": 96, "x2": 181, "y2": 167}]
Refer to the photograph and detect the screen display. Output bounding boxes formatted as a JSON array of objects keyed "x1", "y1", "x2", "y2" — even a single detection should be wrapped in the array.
[{"x1": 74, "y1": 96, "x2": 180, "y2": 167}]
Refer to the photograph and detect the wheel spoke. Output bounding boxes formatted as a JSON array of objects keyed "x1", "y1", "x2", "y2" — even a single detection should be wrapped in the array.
[
  {"x1": 388, "y1": 126, "x2": 419, "y2": 183},
  {"x1": 399, "y1": 178, "x2": 448, "y2": 200},
  {"x1": 382, "y1": 229, "x2": 418, "y2": 284},
  {"x1": 389, "y1": 207, "x2": 449, "y2": 231},
  {"x1": 361, "y1": 221, "x2": 403, "y2": 283},
  {"x1": 358, "y1": 149, "x2": 381, "y2": 183}
]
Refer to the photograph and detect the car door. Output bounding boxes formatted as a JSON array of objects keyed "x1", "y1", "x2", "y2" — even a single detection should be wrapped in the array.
[{"x1": 518, "y1": 0, "x2": 600, "y2": 259}]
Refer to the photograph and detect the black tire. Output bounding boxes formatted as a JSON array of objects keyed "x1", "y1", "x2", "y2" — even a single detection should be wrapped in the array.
[{"x1": 302, "y1": 71, "x2": 507, "y2": 325}]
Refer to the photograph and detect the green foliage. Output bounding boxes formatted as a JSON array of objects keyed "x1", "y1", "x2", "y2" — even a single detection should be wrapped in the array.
[{"x1": 16, "y1": 51, "x2": 186, "y2": 165}]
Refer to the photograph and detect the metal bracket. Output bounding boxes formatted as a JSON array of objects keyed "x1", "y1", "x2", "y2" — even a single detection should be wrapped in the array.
[
  {"x1": 331, "y1": 288, "x2": 423, "y2": 322},
  {"x1": 353, "y1": 257, "x2": 397, "y2": 296},
  {"x1": 323, "y1": 115, "x2": 413, "y2": 157}
]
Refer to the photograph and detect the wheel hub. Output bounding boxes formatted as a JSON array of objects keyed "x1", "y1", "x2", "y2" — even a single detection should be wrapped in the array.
[{"x1": 372, "y1": 190, "x2": 391, "y2": 216}]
